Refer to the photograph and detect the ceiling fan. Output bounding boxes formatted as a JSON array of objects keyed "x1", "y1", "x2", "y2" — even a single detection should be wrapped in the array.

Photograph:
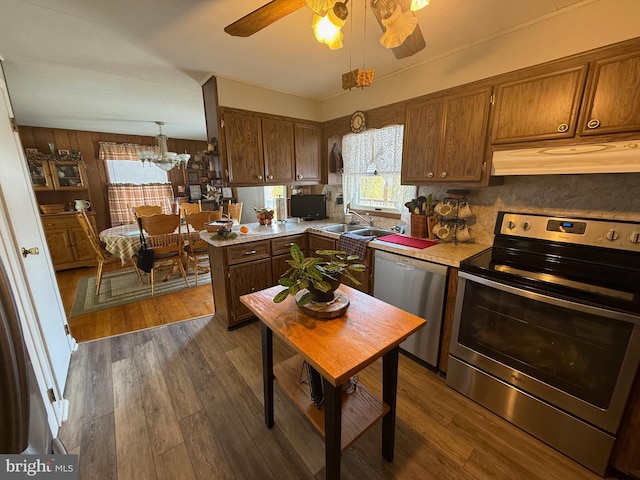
[{"x1": 224, "y1": 0, "x2": 426, "y2": 59}]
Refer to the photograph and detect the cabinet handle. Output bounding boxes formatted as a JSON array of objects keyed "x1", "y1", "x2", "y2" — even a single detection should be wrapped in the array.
[
  {"x1": 557, "y1": 123, "x2": 569, "y2": 133},
  {"x1": 243, "y1": 250, "x2": 257, "y2": 256},
  {"x1": 287, "y1": 242, "x2": 295, "y2": 246},
  {"x1": 427, "y1": 171, "x2": 434, "y2": 178},
  {"x1": 297, "y1": 174, "x2": 303, "y2": 179},
  {"x1": 587, "y1": 119, "x2": 600, "y2": 129},
  {"x1": 257, "y1": 175, "x2": 263, "y2": 180},
  {"x1": 440, "y1": 171, "x2": 447, "y2": 178},
  {"x1": 267, "y1": 174, "x2": 273, "y2": 180}
]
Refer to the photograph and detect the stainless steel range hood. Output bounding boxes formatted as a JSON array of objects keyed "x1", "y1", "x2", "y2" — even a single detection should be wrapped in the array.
[{"x1": 491, "y1": 140, "x2": 640, "y2": 176}]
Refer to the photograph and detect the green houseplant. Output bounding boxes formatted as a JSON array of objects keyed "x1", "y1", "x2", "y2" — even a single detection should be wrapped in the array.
[{"x1": 273, "y1": 243, "x2": 366, "y2": 306}]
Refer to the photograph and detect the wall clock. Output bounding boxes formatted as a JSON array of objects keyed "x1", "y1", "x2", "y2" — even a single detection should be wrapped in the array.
[{"x1": 350, "y1": 111, "x2": 366, "y2": 134}]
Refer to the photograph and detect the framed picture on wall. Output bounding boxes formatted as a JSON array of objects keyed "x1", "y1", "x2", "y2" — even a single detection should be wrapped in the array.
[{"x1": 187, "y1": 169, "x2": 201, "y2": 183}]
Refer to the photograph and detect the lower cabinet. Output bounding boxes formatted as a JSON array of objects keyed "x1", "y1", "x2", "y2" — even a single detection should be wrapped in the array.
[
  {"x1": 229, "y1": 258, "x2": 273, "y2": 325},
  {"x1": 41, "y1": 213, "x2": 97, "y2": 270},
  {"x1": 308, "y1": 233, "x2": 373, "y2": 295},
  {"x1": 271, "y1": 234, "x2": 307, "y2": 284}
]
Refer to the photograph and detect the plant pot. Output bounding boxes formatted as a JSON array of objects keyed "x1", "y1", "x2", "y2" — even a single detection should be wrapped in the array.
[{"x1": 307, "y1": 276, "x2": 341, "y2": 303}]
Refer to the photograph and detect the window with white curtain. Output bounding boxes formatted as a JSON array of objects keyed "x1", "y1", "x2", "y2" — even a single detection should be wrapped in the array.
[
  {"x1": 106, "y1": 160, "x2": 168, "y2": 184},
  {"x1": 341, "y1": 124, "x2": 415, "y2": 214}
]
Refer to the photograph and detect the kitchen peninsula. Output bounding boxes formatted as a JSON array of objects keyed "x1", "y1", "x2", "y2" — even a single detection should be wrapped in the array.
[{"x1": 201, "y1": 220, "x2": 490, "y2": 329}]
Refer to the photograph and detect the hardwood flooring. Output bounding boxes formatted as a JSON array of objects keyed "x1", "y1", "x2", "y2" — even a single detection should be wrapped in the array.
[
  {"x1": 56, "y1": 264, "x2": 214, "y2": 342},
  {"x1": 57, "y1": 313, "x2": 621, "y2": 480}
]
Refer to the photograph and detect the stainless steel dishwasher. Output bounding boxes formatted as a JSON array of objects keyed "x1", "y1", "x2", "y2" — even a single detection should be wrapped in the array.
[{"x1": 373, "y1": 250, "x2": 448, "y2": 367}]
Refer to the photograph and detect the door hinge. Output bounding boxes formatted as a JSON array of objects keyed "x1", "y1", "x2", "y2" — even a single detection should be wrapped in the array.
[
  {"x1": 220, "y1": 118, "x2": 224, "y2": 129},
  {"x1": 482, "y1": 161, "x2": 487, "y2": 172},
  {"x1": 489, "y1": 94, "x2": 495, "y2": 105},
  {"x1": 10, "y1": 117, "x2": 18, "y2": 132},
  {"x1": 64, "y1": 324, "x2": 70, "y2": 335},
  {"x1": 47, "y1": 388, "x2": 57, "y2": 403}
]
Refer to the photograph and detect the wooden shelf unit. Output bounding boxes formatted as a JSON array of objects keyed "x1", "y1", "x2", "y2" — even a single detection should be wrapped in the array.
[{"x1": 274, "y1": 355, "x2": 389, "y2": 452}]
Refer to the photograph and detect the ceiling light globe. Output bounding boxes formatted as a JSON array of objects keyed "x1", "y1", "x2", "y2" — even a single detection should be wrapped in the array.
[{"x1": 410, "y1": 0, "x2": 430, "y2": 11}]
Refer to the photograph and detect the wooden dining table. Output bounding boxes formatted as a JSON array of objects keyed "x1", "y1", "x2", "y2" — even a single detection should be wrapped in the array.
[{"x1": 240, "y1": 284, "x2": 426, "y2": 480}]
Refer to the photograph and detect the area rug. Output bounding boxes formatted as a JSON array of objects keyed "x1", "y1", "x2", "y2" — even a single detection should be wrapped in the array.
[{"x1": 70, "y1": 268, "x2": 211, "y2": 317}]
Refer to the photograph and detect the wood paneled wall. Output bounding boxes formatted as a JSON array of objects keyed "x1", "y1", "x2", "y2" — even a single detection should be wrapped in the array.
[{"x1": 18, "y1": 126, "x2": 207, "y2": 233}]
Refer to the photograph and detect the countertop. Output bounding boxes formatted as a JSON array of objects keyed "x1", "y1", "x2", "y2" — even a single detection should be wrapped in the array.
[{"x1": 201, "y1": 219, "x2": 491, "y2": 268}]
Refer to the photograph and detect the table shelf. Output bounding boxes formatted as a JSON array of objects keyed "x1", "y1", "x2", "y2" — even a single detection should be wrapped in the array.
[{"x1": 274, "y1": 355, "x2": 389, "y2": 452}]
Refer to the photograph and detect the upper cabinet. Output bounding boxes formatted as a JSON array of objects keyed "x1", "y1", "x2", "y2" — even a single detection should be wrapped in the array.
[
  {"x1": 578, "y1": 51, "x2": 640, "y2": 136},
  {"x1": 223, "y1": 110, "x2": 264, "y2": 185},
  {"x1": 490, "y1": 49, "x2": 640, "y2": 145},
  {"x1": 220, "y1": 107, "x2": 322, "y2": 186},
  {"x1": 27, "y1": 156, "x2": 88, "y2": 191},
  {"x1": 402, "y1": 86, "x2": 492, "y2": 185},
  {"x1": 490, "y1": 66, "x2": 588, "y2": 144},
  {"x1": 294, "y1": 122, "x2": 321, "y2": 183}
]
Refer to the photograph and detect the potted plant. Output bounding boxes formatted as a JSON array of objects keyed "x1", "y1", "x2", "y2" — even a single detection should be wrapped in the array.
[{"x1": 273, "y1": 243, "x2": 366, "y2": 306}]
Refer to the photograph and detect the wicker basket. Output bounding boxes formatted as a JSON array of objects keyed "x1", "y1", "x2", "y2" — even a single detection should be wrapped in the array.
[
  {"x1": 40, "y1": 203, "x2": 66, "y2": 214},
  {"x1": 410, "y1": 214, "x2": 428, "y2": 238}
]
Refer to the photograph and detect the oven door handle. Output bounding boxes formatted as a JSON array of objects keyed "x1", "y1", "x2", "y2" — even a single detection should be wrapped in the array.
[{"x1": 458, "y1": 271, "x2": 640, "y2": 324}]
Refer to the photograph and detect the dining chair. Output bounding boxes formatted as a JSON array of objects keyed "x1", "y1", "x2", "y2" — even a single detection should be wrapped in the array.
[
  {"x1": 227, "y1": 201, "x2": 243, "y2": 222},
  {"x1": 182, "y1": 211, "x2": 219, "y2": 285},
  {"x1": 137, "y1": 213, "x2": 189, "y2": 294},
  {"x1": 180, "y1": 201, "x2": 201, "y2": 216},
  {"x1": 130, "y1": 204, "x2": 162, "y2": 223},
  {"x1": 75, "y1": 210, "x2": 123, "y2": 294}
]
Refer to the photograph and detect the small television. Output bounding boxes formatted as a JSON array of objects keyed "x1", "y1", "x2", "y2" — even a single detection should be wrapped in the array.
[{"x1": 290, "y1": 194, "x2": 327, "y2": 220}]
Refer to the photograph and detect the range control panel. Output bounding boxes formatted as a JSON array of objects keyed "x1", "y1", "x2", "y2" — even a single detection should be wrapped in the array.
[{"x1": 497, "y1": 212, "x2": 640, "y2": 252}]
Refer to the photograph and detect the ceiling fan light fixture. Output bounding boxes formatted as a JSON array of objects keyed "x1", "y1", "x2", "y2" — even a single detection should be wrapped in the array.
[
  {"x1": 306, "y1": 0, "x2": 335, "y2": 15},
  {"x1": 410, "y1": 0, "x2": 430, "y2": 12},
  {"x1": 379, "y1": 5, "x2": 418, "y2": 49},
  {"x1": 312, "y1": 0, "x2": 348, "y2": 49}
]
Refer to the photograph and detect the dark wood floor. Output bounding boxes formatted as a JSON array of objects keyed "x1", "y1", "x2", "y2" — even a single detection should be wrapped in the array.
[{"x1": 57, "y1": 310, "x2": 618, "y2": 480}]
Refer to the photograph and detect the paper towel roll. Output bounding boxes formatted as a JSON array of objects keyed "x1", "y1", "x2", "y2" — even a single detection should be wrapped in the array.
[{"x1": 276, "y1": 197, "x2": 286, "y2": 222}]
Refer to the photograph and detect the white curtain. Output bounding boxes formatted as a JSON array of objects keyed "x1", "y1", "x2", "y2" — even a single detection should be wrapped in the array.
[
  {"x1": 99, "y1": 142, "x2": 168, "y2": 184},
  {"x1": 342, "y1": 124, "x2": 415, "y2": 219}
]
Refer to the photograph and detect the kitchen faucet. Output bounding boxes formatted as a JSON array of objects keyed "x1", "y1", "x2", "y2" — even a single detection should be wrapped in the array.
[{"x1": 347, "y1": 209, "x2": 374, "y2": 227}]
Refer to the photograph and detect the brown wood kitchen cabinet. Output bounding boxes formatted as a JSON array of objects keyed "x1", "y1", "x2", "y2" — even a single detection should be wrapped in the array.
[
  {"x1": 271, "y1": 234, "x2": 307, "y2": 284},
  {"x1": 220, "y1": 107, "x2": 321, "y2": 186},
  {"x1": 490, "y1": 65, "x2": 588, "y2": 144},
  {"x1": 402, "y1": 86, "x2": 492, "y2": 185},
  {"x1": 41, "y1": 212, "x2": 97, "y2": 270},
  {"x1": 307, "y1": 233, "x2": 372, "y2": 294},
  {"x1": 209, "y1": 239, "x2": 273, "y2": 328},
  {"x1": 578, "y1": 51, "x2": 640, "y2": 136},
  {"x1": 490, "y1": 47, "x2": 640, "y2": 144}
]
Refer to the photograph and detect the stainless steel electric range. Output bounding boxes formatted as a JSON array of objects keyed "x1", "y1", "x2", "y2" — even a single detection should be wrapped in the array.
[{"x1": 446, "y1": 211, "x2": 640, "y2": 475}]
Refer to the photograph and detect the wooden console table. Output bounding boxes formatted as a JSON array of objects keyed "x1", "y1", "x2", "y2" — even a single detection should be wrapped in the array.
[{"x1": 240, "y1": 285, "x2": 426, "y2": 479}]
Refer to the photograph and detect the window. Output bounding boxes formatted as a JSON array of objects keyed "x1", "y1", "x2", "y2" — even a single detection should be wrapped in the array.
[
  {"x1": 342, "y1": 124, "x2": 415, "y2": 215},
  {"x1": 106, "y1": 160, "x2": 168, "y2": 184},
  {"x1": 264, "y1": 185, "x2": 286, "y2": 211}
]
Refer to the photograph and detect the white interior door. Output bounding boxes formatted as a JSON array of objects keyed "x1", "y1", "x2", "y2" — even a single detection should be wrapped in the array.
[{"x1": 0, "y1": 64, "x2": 74, "y2": 433}]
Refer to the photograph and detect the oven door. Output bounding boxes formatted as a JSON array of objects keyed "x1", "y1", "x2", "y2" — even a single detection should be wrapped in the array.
[{"x1": 449, "y1": 271, "x2": 640, "y2": 434}]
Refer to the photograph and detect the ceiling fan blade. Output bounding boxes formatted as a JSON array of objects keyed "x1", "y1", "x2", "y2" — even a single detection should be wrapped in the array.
[
  {"x1": 371, "y1": 0, "x2": 426, "y2": 59},
  {"x1": 224, "y1": 0, "x2": 308, "y2": 37}
]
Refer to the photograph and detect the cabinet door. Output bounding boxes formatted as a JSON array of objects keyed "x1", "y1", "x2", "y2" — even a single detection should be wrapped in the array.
[
  {"x1": 402, "y1": 98, "x2": 443, "y2": 184},
  {"x1": 43, "y1": 229, "x2": 75, "y2": 266},
  {"x1": 490, "y1": 66, "x2": 587, "y2": 144},
  {"x1": 579, "y1": 52, "x2": 640, "y2": 136},
  {"x1": 438, "y1": 87, "x2": 492, "y2": 182},
  {"x1": 342, "y1": 248, "x2": 372, "y2": 294},
  {"x1": 294, "y1": 123, "x2": 321, "y2": 183},
  {"x1": 229, "y1": 258, "x2": 273, "y2": 325},
  {"x1": 224, "y1": 111, "x2": 264, "y2": 185},
  {"x1": 262, "y1": 117, "x2": 295, "y2": 184},
  {"x1": 27, "y1": 159, "x2": 54, "y2": 190},
  {"x1": 50, "y1": 161, "x2": 89, "y2": 190},
  {"x1": 69, "y1": 227, "x2": 96, "y2": 262},
  {"x1": 308, "y1": 234, "x2": 336, "y2": 253}
]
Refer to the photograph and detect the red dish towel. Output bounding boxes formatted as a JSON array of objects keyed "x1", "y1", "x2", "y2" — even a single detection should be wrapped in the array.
[{"x1": 376, "y1": 234, "x2": 438, "y2": 249}]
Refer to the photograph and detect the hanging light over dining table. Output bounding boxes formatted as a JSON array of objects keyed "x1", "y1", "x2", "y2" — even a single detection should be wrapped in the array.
[{"x1": 137, "y1": 121, "x2": 190, "y2": 171}]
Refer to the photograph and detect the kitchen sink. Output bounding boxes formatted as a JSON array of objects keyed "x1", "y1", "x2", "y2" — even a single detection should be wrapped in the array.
[
  {"x1": 321, "y1": 224, "x2": 366, "y2": 233},
  {"x1": 350, "y1": 227, "x2": 395, "y2": 238}
]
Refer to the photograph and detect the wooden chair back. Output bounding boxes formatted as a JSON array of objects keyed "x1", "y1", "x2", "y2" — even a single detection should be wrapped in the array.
[
  {"x1": 132, "y1": 204, "x2": 162, "y2": 220},
  {"x1": 181, "y1": 201, "x2": 201, "y2": 216},
  {"x1": 76, "y1": 210, "x2": 105, "y2": 261},
  {"x1": 227, "y1": 201, "x2": 243, "y2": 222}
]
